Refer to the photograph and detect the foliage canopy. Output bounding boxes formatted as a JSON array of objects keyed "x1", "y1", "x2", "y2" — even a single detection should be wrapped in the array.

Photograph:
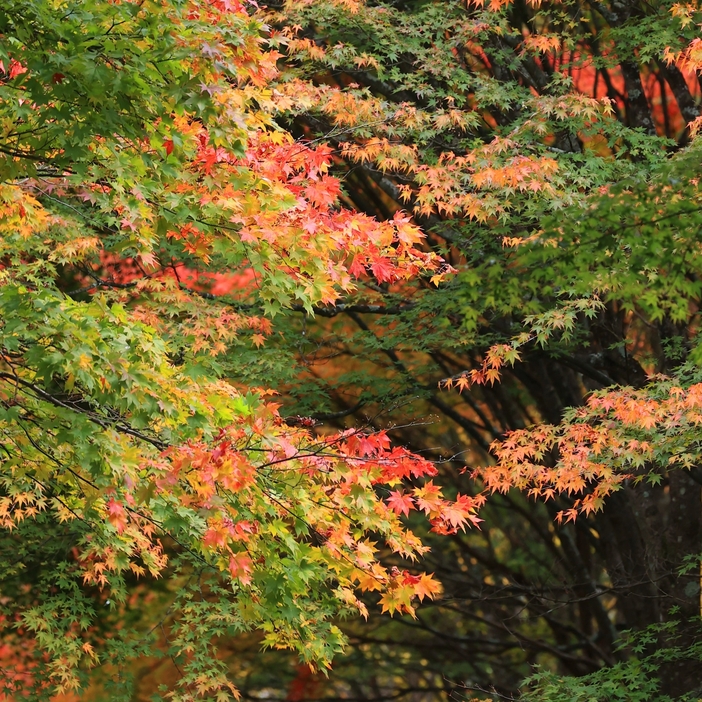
[{"x1": 2, "y1": 0, "x2": 702, "y2": 699}]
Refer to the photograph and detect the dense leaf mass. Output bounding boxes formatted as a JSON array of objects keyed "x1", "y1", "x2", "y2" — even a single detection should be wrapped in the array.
[
  {"x1": 254, "y1": 0, "x2": 702, "y2": 698},
  {"x1": 0, "y1": 0, "x2": 458, "y2": 698},
  {"x1": 2, "y1": 0, "x2": 702, "y2": 699}
]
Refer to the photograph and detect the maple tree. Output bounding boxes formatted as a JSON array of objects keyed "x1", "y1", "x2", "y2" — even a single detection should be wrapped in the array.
[
  {"x1": 217, "y1": 0, "x2": 702, "y2": 698},
  {"x1": 4, "y1": 0, "x2": 702, "y2": 698},
  {"x1": 0, "y1": 0, "x2": 472, "y2": 699}
]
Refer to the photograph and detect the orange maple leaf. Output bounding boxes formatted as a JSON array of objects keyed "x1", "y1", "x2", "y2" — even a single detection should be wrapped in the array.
[{"x1": 413, "y1": 573, "x2": 443, "y2": 601}]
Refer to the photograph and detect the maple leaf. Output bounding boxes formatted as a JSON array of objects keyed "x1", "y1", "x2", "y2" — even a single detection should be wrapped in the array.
[
  {"x1": 304, "y1": 175, "x2": 341, "y2": 208},
  {"x1": 435, "y1": 494, "x2": 483, "y2": 532},
  {"x1": 413, "y1": 481, "x2": 444, "y2": 515},
  {"x1": 413, "y1": 573, "x2": 442, "y2": 601},
  {"x1": 386, "y1": 490, "x2": 415, "y2": 517},
  {"x1": 379, "y1": 584, "x2": 416, "y2": 617},
  {"x1": 349, "y1": 255, "x2": 366, "y2": 277},
  {"x1": 370, "y1": 257, "x2": 395, "y2": 283},
  {"x1": 356, "y1": 568, "x2": 385, "y2": 592},
  {"x1": 203, "y1": 524, "x2": 228, "y2": 550},
  {"x1": 81, "y1": 642, "x2": 98, "y2": 660},
  {"x1": 394, "y1": 215, "x2": 423, "y2": 245},
  {"x1": 454, "y1": 374, "x2": 471, "y2": 393},
  {"x1": 228, "y1": 552, "x2": 253, "y2": 585},
  {"x1": 105, "y1": 499, "x2": 128, "y2": 534},
  {"x1": 8, "y1": 59, "x2": 27, "y2": 80}
]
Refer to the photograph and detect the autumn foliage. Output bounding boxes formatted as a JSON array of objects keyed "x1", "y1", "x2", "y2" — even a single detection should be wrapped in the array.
[
  {"x1": 0, "y1": 0, "x2": 465, "y2": 697},
  {"x1": 3, "y1": 0, "x2": 702, "y2": 698}
]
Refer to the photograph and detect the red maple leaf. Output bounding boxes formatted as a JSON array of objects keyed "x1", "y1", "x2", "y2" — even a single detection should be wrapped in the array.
[
  {"x1": 304, "y1": 175, "x2": 341, "y2": 208},
  {"x1": 228, "y1": 552, "x2": 253, "y2": 585},
  {"x1": 387, "y1": 490, "x2": 415, "y2": 517},
  {"x1": 106, "y1": 498, "x2": 128, "y2": 534},
  {"x1": 349, "y1": 255, "x2": 366, "y2": 278},
  {"x1": 370, "y1": 256, "x2": 396, "y2": 283},
  {"x1": 8, "y1": 59, "x2": 27, "y2": 80}
]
